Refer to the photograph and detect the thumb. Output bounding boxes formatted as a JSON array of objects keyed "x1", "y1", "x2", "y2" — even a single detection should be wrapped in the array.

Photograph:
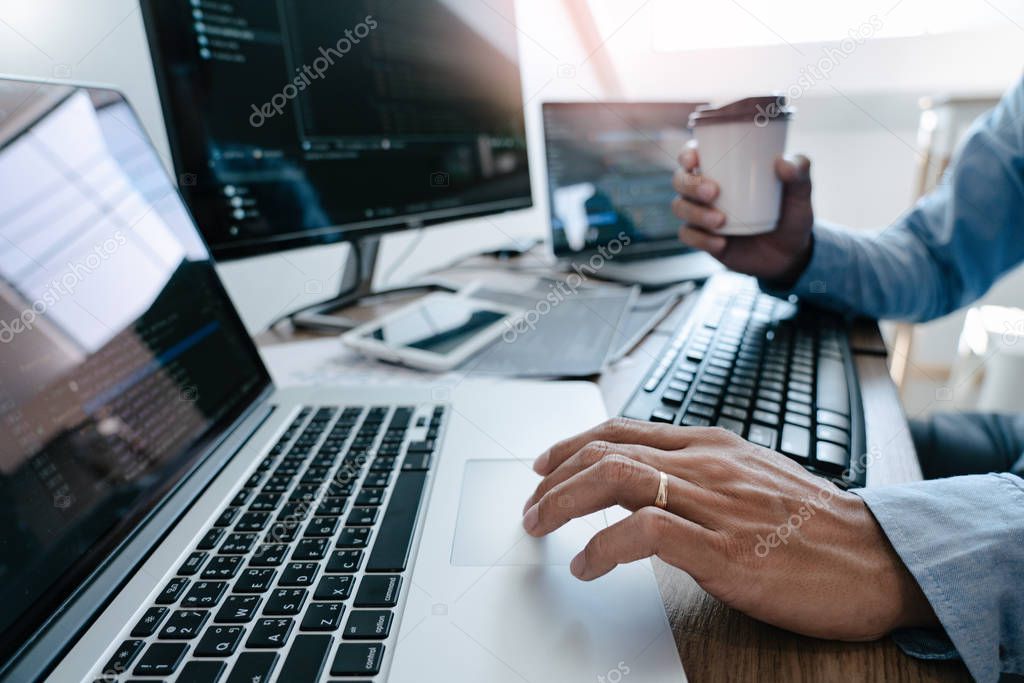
[{"x1": 776, "y1": 154, "x2": 812, "y2": 202}]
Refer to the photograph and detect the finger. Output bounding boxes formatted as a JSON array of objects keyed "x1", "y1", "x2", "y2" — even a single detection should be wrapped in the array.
[
  {"x1": 678, "y1": 143, "x2": 699, "y2": 172},
  {"x1": 570, "y1": 507, "x2": 719, "y2": 581},
  {"x1": 776, "y1": 154, "x2": 812, "y2": 201},
  {"x1": 671, "y1": 168, "x2": 720, "y2": 204},
  {"x1": 524, "y1": 441, "x2": 663, "y2": 513},
  {"x1": 534, "y1": 418, "x2": 711, "y2": 475},
  {"x1": 678, "y1": 225, "x2": 727, "y2": 256},
  {"x1": 671, "y1": 196, "x2": 726, "y2": 231},
  {"x1": 524, "y1": 455, "x2": 716, "y2": 537}
]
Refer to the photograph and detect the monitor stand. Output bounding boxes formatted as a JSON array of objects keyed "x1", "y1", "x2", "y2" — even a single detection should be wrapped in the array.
[
  {"x1": 289, "y1": 235, "x2": 457, "y2": 332},
  {"x1": 586, "y1": 251, "x2": 723, "y2": 289}
]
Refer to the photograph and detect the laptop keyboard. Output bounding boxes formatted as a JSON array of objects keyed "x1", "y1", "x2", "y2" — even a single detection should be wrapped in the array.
[
  {"x1": 96, "y1": 402, "x2": 445, "y2": 683},
  {"x1": 621, "y1": 273, "x2": 866, "y2": 489}
]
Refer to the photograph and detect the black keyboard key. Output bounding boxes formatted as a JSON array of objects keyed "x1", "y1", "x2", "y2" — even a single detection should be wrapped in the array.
[
  {"x1": 280, "y1": 561, "x2": 320, "y2": 587},
  {"x1": 178, "y1": 660, "x2": 227, "y2": 683},
  {"x1": 266, "y1": 522, "x2": 301, "y2": 543},
  {"x1": 231, "y1": 489, "x2": 254, "y2": 507},
  {"x1": 315, "y1": 497, "x2": 348, "y2": 517},
  {"x1": 816, "y1": 357, "x2": 851, "y2": 415},
  {"x1": 355, "y1": 489, "x2": 384, "y2": 506},
  {"x1": 246, "y1": 617, "x2": 294, "y2": 648},
  {"x1": 179, "y1": 551, "x2": 208, "y2": 576},
  {"x1": 249, "y1": 492, "x2": 282, "y2": 511},
  {"x1": 716, "y1": 417, "x2": 744, "y2": 435},
  {"x1": 331, "y1": 643, "x2": 385, "y2": 677},
  {"x1": 202, "y1": 555, "x2": 243, "y2": 580},
  {"x1": 159, "y1": 609, "x2": 209, "y2": 640},
  {"x1": 315, "y1": 575, "x2": 354, "y2": 601},
  {"x1": 265, "y1": 588, "x2": 308, "y2": 616},
  {"x1": 686, "y1": 403, "x2": 715, "y2": 419},
  {"x1": 301, "y1": 602, "x2": 346, "y2": 631},
  {"x1": 343, "y1": 610, "x2": 393, "y2": 639},
  {"x1": 219, "y1": 533, "x2": 258, "y2": 554},
  {"x1": 215, "y1": 595, "x2": 262, "y2": 623},
  {"x1": 197, "y1": 527, "x2": 225, "y2": 551},
  {"x1": 650, "y1": 408, "x2": 675, "y2": 423},
  {"x1": 226, "y1": 652, "x2": 278, "y2": 683},
  {"x1": 305, "y1": 516, "x2": 340, "y2": 537},
  {"x1": 402, "y1": 452, "x2": 432, "y2": 471},
  {"x1": 278, "y1": 634, "x2": 333, "y2": 683},
  {"x1": 234, "y1": 568, "x2": 277, "y2": 593},
  {"x1": 660, "y1": 389, "x2": 685, "y2": 406},
  {"x1": 104, "y1": 639, "x2": 144, "y2": 677},
  {"x1": 235, "y1": 511, "x2": 271, "y2": 532},
  {"x1": 747, "y1": 424, "x2": 778, "y2": 450},
  {"x1": 293, "y1": 538, "x2": 330, "y2": 560},
  {"x1": 131, "y1": 606, "x2": 169, "y2": 638},
  {"x1": 681, "y1": 414, "x2": 710, "y2": 427},
  {"x1": 721, "y1": 405, "x2": 748, "y2": 421},
  {"x1": 327, "y1": 550, "x2": 364, "y2": 574},
  {"x1": 214, "y1": 508, "x2": 240, "y2": 527},
  {"x1": 355, "y1": 575, "x2": 401, "y2": 607},
  {"x1": 780, "y1": 424, "x2": 811, "y2": 462},
  {"x1": 156, "y1": 577, "x2": 190, "y2": 605},
  {"x1": 195, "y1": 625, "x2": 244, "y2": 657},
  {"x1": 346, "y1": 507, "x2": 379, "y2": 527},
  {"x1": 134, "y1": 642, "x2": 188, "y2": 676},
  {"x1": 250, "y1": 544, "x2": 290, "y2": 567},
  {"x1": 336, "y1": 527, "x2": 371, "y2": 548},
  {"x1": 183, "y1": 580, "x2": 228, "y2": 608}
]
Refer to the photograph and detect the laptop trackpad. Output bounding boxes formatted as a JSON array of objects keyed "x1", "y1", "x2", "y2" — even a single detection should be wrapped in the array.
[{"x1": 451, "y1": 460, "x2": 608, "y2": 566}]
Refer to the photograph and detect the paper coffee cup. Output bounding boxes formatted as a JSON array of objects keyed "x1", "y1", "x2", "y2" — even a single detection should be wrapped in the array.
[{"x1": 688, "y1": 96, "x2": 793, "y2": 236}]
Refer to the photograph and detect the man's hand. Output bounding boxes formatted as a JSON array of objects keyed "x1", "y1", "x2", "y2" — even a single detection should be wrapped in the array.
[
  {"x1": 522, "y1": 419, "x2": 938, "y2": 642},
  {"x1": 672, "y1": 146, "x2": 816, "y2": 286}
]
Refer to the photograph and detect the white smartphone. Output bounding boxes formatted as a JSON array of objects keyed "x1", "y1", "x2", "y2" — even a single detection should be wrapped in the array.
[{"x1": 341, "y1": 293, "x2": 525, "y2": 372}]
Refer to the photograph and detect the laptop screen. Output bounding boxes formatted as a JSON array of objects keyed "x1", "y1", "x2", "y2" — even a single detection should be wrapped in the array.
[
  {"x1": 0, "y1": 81, "x2": 271, "y2": 661},
  {"x1": 543, "y1": 102, "x2": 706, "y2": 258}
]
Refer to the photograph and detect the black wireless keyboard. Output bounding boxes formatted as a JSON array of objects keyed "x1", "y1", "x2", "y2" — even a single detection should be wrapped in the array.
[{"x1": 621, "y1": 273, "x2": 867, "y2": 489}]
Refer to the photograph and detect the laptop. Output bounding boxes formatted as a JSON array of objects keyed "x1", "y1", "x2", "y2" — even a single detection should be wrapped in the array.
[
  {"x1": 0, "y1": 78, "x2": 685, "y2": 683},
  {"x1": 542, "y1": 102, "x2": 722, "y2": 288}
]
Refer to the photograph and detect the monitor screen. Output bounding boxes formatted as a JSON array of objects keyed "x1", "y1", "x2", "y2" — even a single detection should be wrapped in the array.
[
  {"x1": 543, "y1": 102, "x2": 706, "y2": 258},
  {"x1": 142, "y1": 0, "x2": 533, "y2": 259},
  {"x1": 0, "y1": 80, "x2": 271, "y2": 663}
]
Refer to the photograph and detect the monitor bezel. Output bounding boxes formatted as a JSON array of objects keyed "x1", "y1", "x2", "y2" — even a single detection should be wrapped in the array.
[{"x1": 139, "y1": 0, "x2": 535, "y2": 262}]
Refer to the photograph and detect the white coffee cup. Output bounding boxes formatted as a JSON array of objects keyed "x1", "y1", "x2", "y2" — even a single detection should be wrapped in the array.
[{"x1": 688, "y1": 96, "x2": 793, "y2": 236}]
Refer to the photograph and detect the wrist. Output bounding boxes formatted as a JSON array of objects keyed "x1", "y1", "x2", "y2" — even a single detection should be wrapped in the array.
[{"x1": 772, "y1": 230, "x2": 815, "y2": 289}]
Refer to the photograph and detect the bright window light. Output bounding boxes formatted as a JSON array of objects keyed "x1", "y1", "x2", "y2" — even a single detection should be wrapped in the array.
[{"x1": 586, "y1": 0, "x2": 1024, "y2": 51}]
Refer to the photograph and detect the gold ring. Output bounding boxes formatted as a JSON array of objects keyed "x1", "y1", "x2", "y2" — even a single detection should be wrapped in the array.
[{"x1": 655, "y1": 471, "x2": 669, "y2": 509}]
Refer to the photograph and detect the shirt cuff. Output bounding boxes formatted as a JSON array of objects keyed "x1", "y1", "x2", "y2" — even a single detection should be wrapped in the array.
[
  {"x1": 853, "y1": 474, "x2": 1024, "y2": 683},
  {"x1": 758, "y1": 223, "x2": 856, "y2": 309}
]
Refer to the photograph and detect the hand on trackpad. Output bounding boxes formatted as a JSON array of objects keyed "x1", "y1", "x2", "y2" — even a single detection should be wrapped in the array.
[{"x1": 451, "y1": 460, "x2": 608, "y2": 566}]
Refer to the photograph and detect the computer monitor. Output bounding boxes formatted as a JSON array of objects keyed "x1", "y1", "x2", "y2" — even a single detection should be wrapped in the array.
[{"x1": 140, "y1": 0, "x2": 532, "y2": 328}]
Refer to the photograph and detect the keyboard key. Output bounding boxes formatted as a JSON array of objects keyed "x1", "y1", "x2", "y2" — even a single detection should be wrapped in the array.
[
  {"x1": 785, "y1": 412, "x2": 812, "y2": 428},
  {"x1": 817, "y1": 410, "x2": 851, "y2": 431},
  {"x1": 195, "y1": 625, "x2": 244, "y2": 657},
  {"x1": 681, "y1": 414, "x2": 710, "y2": 427},
  {"x1": 327, "y1": 550, "x2": 364, "y2": 574},
  {"x1": 716, "y1": 417, "x2": 744, "y2": 435},
  {"x1": 650, "y1": 408, "x2": 675, "y2": 423},
  {"x1": 817, "y1": 425, "x2": 850, "y2": 447},
  {"x1": 235, "y1": 511, "x2": 271, "y2": 532},
  {"x1": 178, "y1": 660, "x2": 227, "y2": 683},
  {"x1": 816, "y1": 442, "x2": 850, "y2": 471},
  {"x1": 134, "y1": 642, "x2": 188, "y2": 676},
  {"x1": 234, "y1": 568, "x2": 277, "y2": 593},
  {"x1": 280, "y1": 561, "x2": 320, "y2": 587},
  {"x1": 305, "y1": 517, "x2": 340, "y2": 538},
  {"x1": 720, "y1": 405, "x2": 748, "y2": 421},
  {"x1": 159, "y1": 609, "x2": 209, "y2": 640},
  {"x1": 331, "y1": 643, "x2": 385, "y2": 676},
  {"x1": 315, "y1": 575, "x2": 354, "y2": 601},
  {"x1": 197, "y1": 527, "x2": 225, "y2": 551},
  {"x1": 156, "y1": 577, "x2": 190, "y2": 605},
  {"x1": 246, "y1": 617, "x2": 294, "y2": 648},
  {"x1": 215, "y1": 595, "x2": 262, "y2": 623},
  {"x1": 103, "y1": 639, "x2": 144, "y2": 677},
  {"x1": 747, "y1": 425, "x2": 778, "y2": 450},
  {"x1": 752, "y1": 410, "x2": 778, "y2": 426},
  {"x1": 687, "y1": 403, "x2": 715, "y2": 418},
  {"x1": 226, "y1": 652, "x2": 278, "y2": 683},
  {"x1": 344, "y1": 610, "x2": 394, "y2": 640},
  {"x1": 301, "y1": 602, "x2": 346, "y2": 631},
  {"x1": 315, "y1": 498, "x2": 348, "y2": 517},
  {"x1": 346, "y1": 507, "x2": 379, "y2": 527},
  {"x1": 183, "y1": 580, "x2": 228, "y2": 608},
  {"x1": 816, "y1": 358, "x2": 851, "y2": 415},
  {"x1": 265, "y1": 588, "x2": 308, "y2": 616},
  {"x1": 278, "y1": 634, "x2": 333, "y2": 683},
  {"x1": 755, "y1": 399, "x2": 781, "y2": 414},
  {"x1": 179, "y1": 551, "x2": 208, "y2": 576},
  {"x1": 219, "y1": 533, "x2": 258, "y2": 555},
  {"x1": 336, "y1": 527, "x2": 371, "y2": 549},
  {"x1": 402, "y1": 452, "x2": 433, "y2": 471},
  {"x1": 202, "y1": 555, "x2": 243, "y2": 580},
  {"x1": 355, "y1": 575, "x2": 402, "y2": 607},
  {"x1": 131, "y1": 606, "x2": 169, "y2": 638},
  {"x1": 292, "y1": 538, "x2": 330, "y2": 560},
  {"x1": 660, "y1": 389, "x2": 685, "y2": 406},
  {"x1": 780, "y1": 424, "x2": 811, "y2": 461}
]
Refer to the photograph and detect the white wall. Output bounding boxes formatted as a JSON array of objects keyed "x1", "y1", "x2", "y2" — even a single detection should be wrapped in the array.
[{"x1": 1, "y1": 0, "x2": 1021, "y2": 345}]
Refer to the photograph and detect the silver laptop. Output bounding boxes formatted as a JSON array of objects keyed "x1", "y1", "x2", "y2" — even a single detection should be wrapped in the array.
[{"x1": 0, "y1": 78, "x2": 685, "y2": 683}]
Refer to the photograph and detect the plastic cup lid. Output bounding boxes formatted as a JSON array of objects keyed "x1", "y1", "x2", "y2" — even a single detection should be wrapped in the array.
[{"x1": 689, "y1": 95, "x2": 794, "y2": 127}]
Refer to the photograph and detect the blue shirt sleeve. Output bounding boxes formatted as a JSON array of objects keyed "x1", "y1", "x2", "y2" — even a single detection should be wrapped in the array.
[
  {"x1": 854, "y1": 474, "x2": 1024, "y2": 683},
  {"x1": 783, "y1": 76, "x2": 1024, "y2": 322}
]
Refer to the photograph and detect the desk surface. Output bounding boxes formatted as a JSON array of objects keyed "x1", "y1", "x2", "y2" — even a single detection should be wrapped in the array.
[{"x1": 256, "y1": 255, "x2": 970, "y2": 683}]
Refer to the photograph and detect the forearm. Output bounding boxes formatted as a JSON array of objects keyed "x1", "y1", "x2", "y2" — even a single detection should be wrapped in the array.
[{"x1": 854, "y1": 474, "x2": 1024, "y2": 682}]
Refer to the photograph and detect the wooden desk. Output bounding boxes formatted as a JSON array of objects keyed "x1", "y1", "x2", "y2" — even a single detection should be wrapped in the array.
[{"x1": 256, "y1": 257, "x2": 970, "y2": 683}]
